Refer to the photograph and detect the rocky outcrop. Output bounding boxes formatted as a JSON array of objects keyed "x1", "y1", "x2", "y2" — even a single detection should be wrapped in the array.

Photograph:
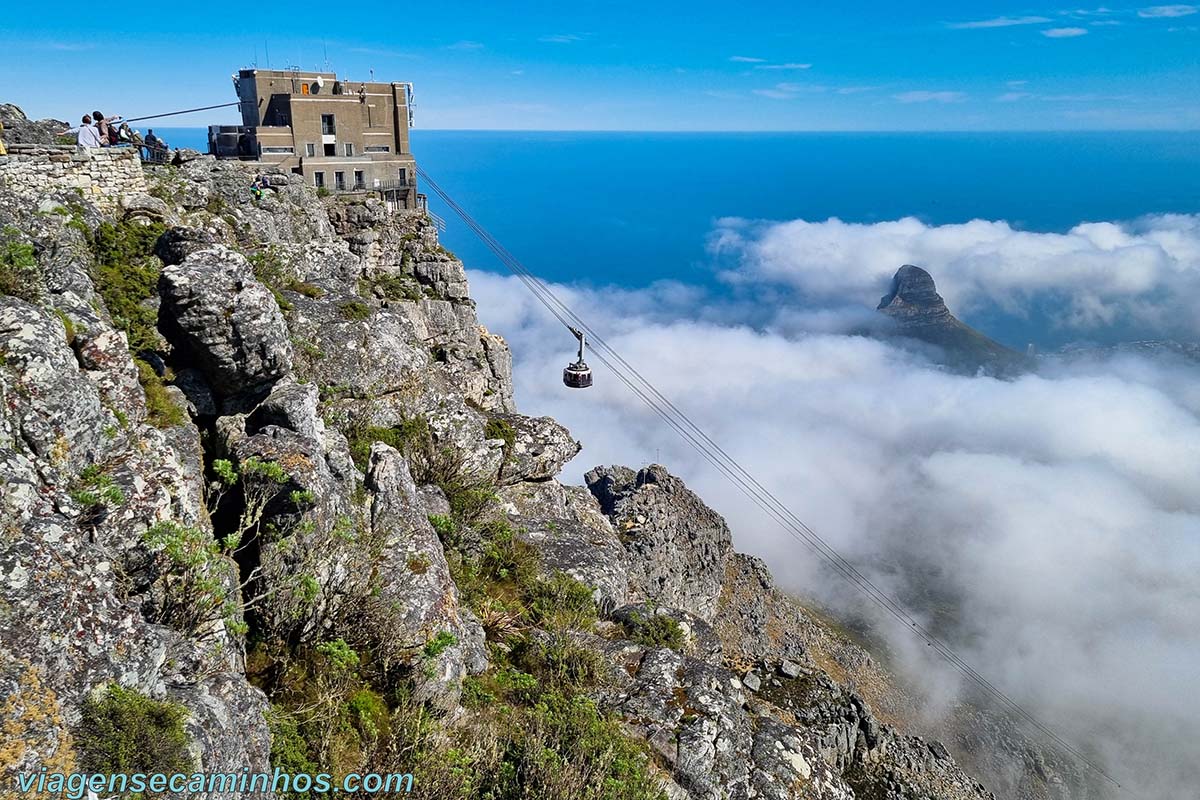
[
  {"x1": 585, "y1": 464, "x2": 733, "y2": 621},
  {"x1": 159, "y1": 247, "x2": 293, "y2": 404},
  {"x1": 363, "y1": 444, "x2": 487, "y2": 709},
  {"x1": 878, "y1": 265, "x2": 1028, "y2": 376}
]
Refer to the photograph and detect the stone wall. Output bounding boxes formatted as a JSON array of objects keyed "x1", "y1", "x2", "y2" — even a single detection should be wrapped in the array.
[{"x1": 0, "y1": 146, "x2": 146, "y2": 210}]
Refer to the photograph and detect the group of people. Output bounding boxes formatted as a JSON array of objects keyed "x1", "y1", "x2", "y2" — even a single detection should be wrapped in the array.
[{"x1": 63, "y1": 112, "x2": 169, "y2": 162}]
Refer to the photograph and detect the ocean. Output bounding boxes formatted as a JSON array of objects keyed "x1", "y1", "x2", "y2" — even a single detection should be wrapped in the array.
[{"x1": 154, "y1": 127, "x2": 1200, "y2": 344}]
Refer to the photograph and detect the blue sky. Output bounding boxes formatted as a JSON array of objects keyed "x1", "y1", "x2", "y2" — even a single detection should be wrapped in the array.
[{"x1": 2, "y1": 1, "x2": 1197, "y2": 130}]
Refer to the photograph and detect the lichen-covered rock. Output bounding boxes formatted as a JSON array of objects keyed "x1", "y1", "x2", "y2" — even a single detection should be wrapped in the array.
[
  {"x1": 363, "y1": 444, "x2": 486, "y2": 709},
  {"x1": 586, "y1": 464, "x2": 733, "y2": 621},
  {"x1": 491, "y1": 412, "x2": 581, "y2": 485},
  {"x1": 159, "y1": 247, "x2": 293, "y2": 401},
  {"x1": 498, "y1": 478, "x2": 632, "y2": 612}
]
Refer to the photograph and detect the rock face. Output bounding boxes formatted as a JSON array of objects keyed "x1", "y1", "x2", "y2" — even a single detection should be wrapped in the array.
[
  {"x1": 878, "y1": 265, "x2": 1028, "y2": 376},
  {"x1": 585, "y1": 464, "x2": 733, "y2": 621},
  {"x1": 0, "y1": 144, "x2": 1075, "y2": 800},
  {"x1": 159, "y1": 247, "x2": 293, "y2": 403}
]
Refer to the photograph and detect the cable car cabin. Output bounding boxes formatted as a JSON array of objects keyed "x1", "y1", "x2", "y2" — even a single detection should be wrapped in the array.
[
  {"x1": 563, "y1": 327, "x2": 593, "y2": 389},
  {"x1": 563, "y1": 360, "x2": 593, "y2": 389}
]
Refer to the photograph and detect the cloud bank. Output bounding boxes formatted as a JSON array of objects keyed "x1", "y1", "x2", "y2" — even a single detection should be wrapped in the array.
[
  {"x1": 709, "y1": 214, "x2": 1200, "y2": 339},
  {"x1": 466, "y1": 213, "x2": 1200, "y2": 798}
]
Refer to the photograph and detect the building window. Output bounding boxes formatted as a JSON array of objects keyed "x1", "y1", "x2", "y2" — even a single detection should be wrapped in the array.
[
  {"x1": 314, "y1": 172, "x2": 325, "y2": 188},
  {"x1": 398, "y1": 168, "x2": 407, "y2": 185},
  {"x1": 262, "y1": 146, "x2": 294, "y2": 154},
  {"x1": 323, "y1": 143, "x2": 336, "y2": 157},
  {"x1": 365, "y1": 145, "x2": 390, "y2": 153},
  {"x1": 344, "y1": 142, "x2": 355, "y2": 157},
  {"x1": 305, "y1": 143, "x2": 315, "y2": 157},
  {"x1": 321, "y1": 114, "x2": 336, "y2": 136},
  {"x1": 354, "y1": 170, "x2": 365, "y2": 190},
  {"x1": 335, "y1": 171, "x2": 346, "y2": 191}
]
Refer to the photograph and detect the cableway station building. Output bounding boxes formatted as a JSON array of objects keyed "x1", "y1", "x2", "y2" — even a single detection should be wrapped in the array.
[{"x1": 208, "y1": 68, "x2": 421, "y2": 210}]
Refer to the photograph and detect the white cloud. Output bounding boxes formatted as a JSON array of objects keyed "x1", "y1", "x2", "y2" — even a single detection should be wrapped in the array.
[
  {"x1": 892, "y1": 90, "x2": 967, "y2": 103},
  {"x1": 447, "y1": 40, "x2": 485, "y2": 50},
  {"x1": 996, "y1": 91, "x2": 1032, "y2": 101},
  {"x1": 1042, "y1": 26, "x2": 1090, "y2": 36},
  {"x1": 466, "y1": 212, "x2": 1200, "y2": 797},
  {"x1": 948, "y1": 15, "x2": 1053, "y2": 28},
  {"x1": 708, "y1": 214, "x2": 1200, "y2": 335},
  {"x1": 755, "y1": 62, "x2": 814, "y2": 70},
  {"x1": 539, "y1": 33, "x2": 584, "y2": 43},
  {"x1": 753, "y1": 88, "x2": 797, "y2": 100},
  {"x1": 836, "y1": 85, "x2": 881, "y2": 94},
  {"x1": 729, "y1": 55, "x2": 766, "y2": 63},
  {"x1": 753, "y1": 82, "x2": 824, "y2": 99},
  {"x1": 1137, "y1": 4, "x2": 1198, "y2": 17}
]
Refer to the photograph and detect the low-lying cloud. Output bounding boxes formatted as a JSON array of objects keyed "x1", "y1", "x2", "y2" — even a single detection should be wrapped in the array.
[
  {"x1": 467, "y1": 213, "x2": 1200, "y2": 798},
  {"x1": 710, "y1": 214, "x2": 1200, "y2": 339}
]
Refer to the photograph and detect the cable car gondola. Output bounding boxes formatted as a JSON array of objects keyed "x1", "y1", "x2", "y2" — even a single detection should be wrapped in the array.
[{"x1": 563, "y1": 326, "x2": 593, "y2": 389}]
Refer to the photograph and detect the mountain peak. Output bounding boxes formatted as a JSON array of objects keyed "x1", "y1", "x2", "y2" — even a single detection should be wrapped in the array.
[
  {"x1": 877, "y1": 264, "x2": 951, "y2": 325},
  {"x1": 876, "y1": 264, "x2": 1027, "y2": 375}
]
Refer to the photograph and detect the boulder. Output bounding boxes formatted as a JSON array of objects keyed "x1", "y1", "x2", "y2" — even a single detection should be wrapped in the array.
[{"x1": 158, "y1": 247, "x2": 292, "y2": 401}]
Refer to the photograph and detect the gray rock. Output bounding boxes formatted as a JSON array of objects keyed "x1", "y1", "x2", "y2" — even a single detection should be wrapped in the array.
[
  {"x1": 158, "y1": 247, "x2": 293, "y2": 400},
  {"x1": 363, "y1": 444, "x2": 486, "y2": 710},
  {"x1": 491, "y1": 412, "x2": 580, "y2": 485},
  {"x1": 780, "y1": 659, "x2": 803, "y2": 679},
  {"x1": 585, "y1": 464, "x2": 733, "y2": 621}
]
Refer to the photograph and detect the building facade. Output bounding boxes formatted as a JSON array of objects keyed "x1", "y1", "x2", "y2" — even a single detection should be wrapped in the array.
[{"x1": 209, "y1": 69, "x2": 420, "y2": 209}]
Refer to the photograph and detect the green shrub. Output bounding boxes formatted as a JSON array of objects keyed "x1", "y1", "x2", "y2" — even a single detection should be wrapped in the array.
[
  {"x1": 77, "y1": 684, "x2": 193, "y2": 776},
  {"x1": 135, "y1": 358, "x2": 185, "y2": 428},
  {"x1": 70, "y1": 464, "x2": 125, "y2": 512},
  {"x1": 359, "y1": 273, "x2": 422, "y2": 301},
  {"x1": 479, "y1": 521, "x2": 540, "y2": 587},
  {"x1": 89, "y1": 220, "x2": 166, "y2": 352},
  {"x1": 0, "y1": 229, "x2": 42, "y2": 303},
  {"x1": 427, "y1": 514, "x2": 457, "y2": 541},
  {"x1": 624, "y1": 611, "x2": 685, "y2": 651},
  {"x1": 338, "y1": 300, "x2": 372, "y2": 321},
  {"x1": 142, "y1": 520, "x2": 240, "y2": 636},
  {"x1": 513, "y1": 634, "x2": 609, "y2": 695},
  {"x1": 346, "y1": 417, "x2": 430, "y2": 471},
  {"x1": 527, "y1": 572, "x2": 598, "y2": 632},
  {"x1": 484, "y1": 418, "x2": 517, "y2": 462},
  {"x1": 267, "y1": 705, "x2": 318, "y2": 800},
  {"x1": 423, "y1": 631, "x2": 458, "y2": 658}
]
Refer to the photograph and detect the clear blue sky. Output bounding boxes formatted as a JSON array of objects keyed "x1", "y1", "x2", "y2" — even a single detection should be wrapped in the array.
[{"x1": 2, "y1": 1, "x2": 1197, "y2": 130}]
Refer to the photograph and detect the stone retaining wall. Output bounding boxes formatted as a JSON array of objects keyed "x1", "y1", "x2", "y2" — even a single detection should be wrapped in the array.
[{"x1": 0, "y1": 147, "x2": 147, "y2": 210}]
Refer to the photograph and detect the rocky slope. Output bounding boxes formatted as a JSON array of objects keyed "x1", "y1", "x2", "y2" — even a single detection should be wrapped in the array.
[
  {"x1": 0, "y1": 138, "x2": 1080, "y2": 799},
  {"x1": 877, "y1": 265, "x2": 1029, "y2": 376}
]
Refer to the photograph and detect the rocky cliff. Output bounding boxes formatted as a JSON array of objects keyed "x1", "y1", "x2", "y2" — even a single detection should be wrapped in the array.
[{"x1": 0, "y1": 132, "x2": 1073, "y2": 799}]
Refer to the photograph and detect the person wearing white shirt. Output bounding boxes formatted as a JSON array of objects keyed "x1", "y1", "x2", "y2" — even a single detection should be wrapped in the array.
[{"x1": 61, "y1": 115, "x2": 102, "y2": 148}]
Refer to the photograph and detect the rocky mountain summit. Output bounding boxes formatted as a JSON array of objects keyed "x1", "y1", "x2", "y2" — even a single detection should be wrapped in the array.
[
  {"x1": 877, "y1": 265, "x2": 1029, "y2": 376},
  {"x1": 0, "y1": 128, "x2": 1087, "y2": 799}
]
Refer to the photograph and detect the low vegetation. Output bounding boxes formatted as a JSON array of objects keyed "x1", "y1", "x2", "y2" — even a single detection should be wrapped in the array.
[
  {"x1": 77, "y1": 684, "x2": 193, "y2": 776},
  {"x1": 248, "y1": 246, "x2": 324, "y2": 312},
  {"x1": 88, "y1": 219, "x2": 166, "y2": 352},
  {"x1": 0, "y1": 228, "x2": 42, "y2": 303},
  {"x1": 623, "y1": 610, "x2": 686, "y2": 651}
]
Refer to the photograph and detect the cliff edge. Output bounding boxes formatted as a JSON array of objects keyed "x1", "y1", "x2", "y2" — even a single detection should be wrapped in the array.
[{"x1": 0, "y1": 124, "x2": 1082, "y2": 800}]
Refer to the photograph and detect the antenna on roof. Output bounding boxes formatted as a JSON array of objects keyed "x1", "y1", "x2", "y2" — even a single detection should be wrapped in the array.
[
  {"x1": 265, "y1": 42, "x2": 271, "y2": 69},
  {"x1": 323, "y1": 42, "x2": 329, "y2": 72}
]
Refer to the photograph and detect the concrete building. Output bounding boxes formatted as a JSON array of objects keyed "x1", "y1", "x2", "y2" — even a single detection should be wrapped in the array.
[{"x1": 209, "y1": 69, "x2": 421, "y2": 209}]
